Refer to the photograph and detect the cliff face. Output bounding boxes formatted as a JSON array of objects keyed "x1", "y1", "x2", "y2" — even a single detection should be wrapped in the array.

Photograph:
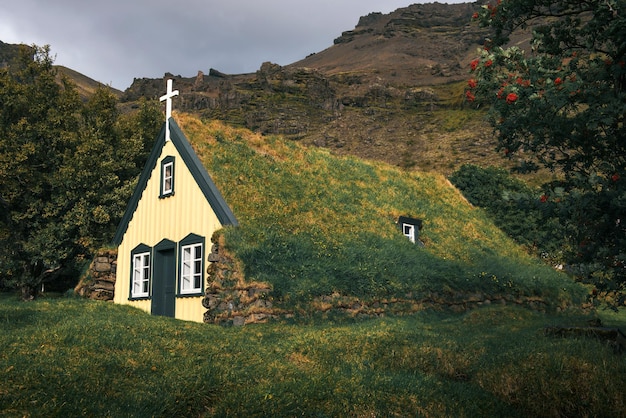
[
  {"x1": 304, "y1": 2, "x2": 487, "y2": 86},
  {"x1": 1, "y1": 3, "x2": 505, "y2": 172}
]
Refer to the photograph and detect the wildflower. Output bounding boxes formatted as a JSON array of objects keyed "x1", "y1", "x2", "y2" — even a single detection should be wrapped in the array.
[
  {"x1": 465, "y1": 90, "x2": 476, "y2": 102},
  {"x1": 467, "y1": 79, "x2": 477, "y2": 88},
  {"x1": 612, "y1": 173, "x2": 620, "y2": 182},
  {"x1": 470, "y1": 59, "x2": 479, "y2": 71},
  {"x1": 540, "y1": 195, "x2": 548, "y2": 203},
  {"x1": 506, "y1": 92, "x2": 518, "y2": 103},
  {"x1": 554, "y1": 77, "x2": 562, "y2": 85},
  {"x1": 485, "y1": 59, "x2": 493, "y2": 67},
  {"x1": 472, "y1": 12, "x2": 479, "y2": 19}
]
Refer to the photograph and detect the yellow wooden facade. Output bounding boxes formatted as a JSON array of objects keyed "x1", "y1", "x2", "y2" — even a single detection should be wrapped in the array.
[{"x1": 113, "y1": 118, "x2": 237, "y2": 322}]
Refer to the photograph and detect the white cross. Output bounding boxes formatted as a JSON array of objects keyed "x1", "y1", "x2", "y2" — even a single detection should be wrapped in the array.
[{"x1": 160, "y1": 79, "x2": 179, "y2": 141}]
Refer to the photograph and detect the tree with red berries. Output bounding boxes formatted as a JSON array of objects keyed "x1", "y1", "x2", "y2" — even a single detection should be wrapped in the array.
[{"x1": 468, "y1": 0, "x2": 626, "y2": 305}]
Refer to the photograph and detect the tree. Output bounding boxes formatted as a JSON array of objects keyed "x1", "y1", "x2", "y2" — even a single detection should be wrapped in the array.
[
  {"x1": 59, "y1": 88, "x2": 161, "y2": 255},
  {"x1": 467, "y1": 0, "x2": 626, "y2": 303},
  {"x1": 450, "y1": 164, "x2": 569, "y2": 266},
  {"x1": 0, "y1": 45, "x2": 83, "y2": 299},
  {"x1": 0, "y1": 45, "x2": 161, "y2": 299}
]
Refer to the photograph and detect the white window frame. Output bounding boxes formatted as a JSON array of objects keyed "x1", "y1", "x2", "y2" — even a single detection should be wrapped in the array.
[
  {"x1": 162, "y1": 161, "x2": 174, "y2": 196},
  {"x1": 180, "y1": 243, "x2": 203, "y2": 295},
  {"x1": 403, "y1": 223, "x2": 416, "y2": 243},
  {"x1": 132, "y1": 252, "x2": 151, "y2": 298}
]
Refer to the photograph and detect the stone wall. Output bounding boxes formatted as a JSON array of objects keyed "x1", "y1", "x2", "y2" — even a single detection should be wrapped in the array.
[
  {"x1": 75, "y1": 249, "x2": 117, "y2": 301},
  {"x1": 308, "y1": 291, "x2": 566, "y2": 320},
  {"x1": 203, "y1": 234, "x2": 283, "y2": 326}
]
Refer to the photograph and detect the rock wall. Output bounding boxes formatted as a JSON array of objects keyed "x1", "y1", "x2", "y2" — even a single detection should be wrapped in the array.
[
  {"x1": 203, "y1": 234, "x2": 282, "y2": 326},
  {"x1": 309, "y1": 291, "x2": 569, "y2": 320},
  {"x1": 75, "y1": 249, "x2": 117, "y2": 301}
]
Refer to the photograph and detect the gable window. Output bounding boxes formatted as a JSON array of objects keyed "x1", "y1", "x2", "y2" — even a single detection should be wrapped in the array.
[
  {"x1": 160, "y1": 156, "x2": 175, "y2": 198},
  {"x1": 179, "y1": 234, "x2": 205, "y2": 295},
  {"x1": 130, "y1": 244, "x2": 151, "y2": 299}
]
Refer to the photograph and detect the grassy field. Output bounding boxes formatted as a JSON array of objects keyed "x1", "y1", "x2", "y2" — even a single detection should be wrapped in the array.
[{"x1": 1, "y1": 293, "x2": 625, "y2": 417}]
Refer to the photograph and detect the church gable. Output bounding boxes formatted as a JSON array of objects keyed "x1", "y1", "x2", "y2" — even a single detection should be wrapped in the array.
[{"x1": 113, "y1": 118, "x2": 237, "y2": 246}]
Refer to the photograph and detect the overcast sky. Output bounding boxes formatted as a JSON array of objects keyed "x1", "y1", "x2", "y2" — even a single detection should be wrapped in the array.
[{"x1": 1, "y1": 1, "x2": 471, "y2": 90}]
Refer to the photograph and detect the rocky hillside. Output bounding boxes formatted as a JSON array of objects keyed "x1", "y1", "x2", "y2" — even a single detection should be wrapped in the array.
[
  {"x1": 117, "y1": 2, "x2": 513, "y2": 173},
  {"x1": 2, "y1": 3, "x2": 534, "y2": 174},
  {"x1": 292, "y1": 2, "x2": 488, "y2": 87},
  {"x1": 0, "y1": 40, "x2": 27, "y2": 68},
  {"x1": 0, "y1": 41, "x2": 121, "y2": 100}
]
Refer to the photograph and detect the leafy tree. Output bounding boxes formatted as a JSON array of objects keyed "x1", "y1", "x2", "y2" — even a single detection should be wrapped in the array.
[
  {"x1": 449, "y1": 164, "x2": 567, "y2": 264},
  {"x1": 0, "y1": 45, "x2": 161, "y2": 299},
  {"x1": 467, "y1": 1, "x2": 626, "y2": 303},
  {"x1": 61, "y1": 89, "x2": 161, "y2": 254},
  {"x1": 0, "y1": 45, "x2": 82, "y2": 298}
]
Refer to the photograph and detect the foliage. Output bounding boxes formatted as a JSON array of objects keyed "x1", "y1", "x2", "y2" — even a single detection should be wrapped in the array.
[
  {"x1": 467, "y1": 1, "x2": 626, "y2": 304},
  {"x1": 449, "y1": 164, "x2": 567, "y2": 263},
  {"x1": 178, "y1": 116, "x2": 585, "y2": 310},
  {"x1": 0, "y1": 45, "x2": 161, "y2": 299},
  {"x1": 1, "y1": 294, "x2": 625, "y2": 417}
]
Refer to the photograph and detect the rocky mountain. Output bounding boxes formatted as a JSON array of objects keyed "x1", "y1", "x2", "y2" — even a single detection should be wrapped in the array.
[
  {"x1": 292, "y1": 2, "x2": 487, "y2": 87},
  {"x1": 2, "y1": 3, "x2": 534, "y2": 174},
  {"x1": 117, "y1": 2, "x2": 514, "y2": 173}
]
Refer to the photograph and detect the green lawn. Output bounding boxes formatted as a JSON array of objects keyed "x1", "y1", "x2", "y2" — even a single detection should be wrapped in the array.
[{"x1": 1, "y1": 293, "x2": 625, "y2": 417}]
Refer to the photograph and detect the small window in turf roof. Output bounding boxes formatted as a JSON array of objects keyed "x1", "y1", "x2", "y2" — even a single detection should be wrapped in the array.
[{"x1": 398, "y1": 216, "x2": 424, "y2": 246}]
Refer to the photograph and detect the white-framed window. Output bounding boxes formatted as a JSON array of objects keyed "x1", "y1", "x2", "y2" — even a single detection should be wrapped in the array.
[
  {"x1": 160, "y1": 156, "x2": 175, "y2": 198},
  {"x1": 398, "y1": 216, "x2": 422, "y2": 245},
  {"x1": 180, "y1": 242, "x2": 203, "y2": 295},
  {"x1": 132, "y1": 251, "x2": 151, "y2": 298},
  {"x1": 403, "y1": 223, "x2": 416, "y2": 243},
  {"x1": 163, "y1": 162, "x2": 173, "y2": 194}
]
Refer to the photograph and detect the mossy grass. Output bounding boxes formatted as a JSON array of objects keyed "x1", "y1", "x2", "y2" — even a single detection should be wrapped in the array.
[
  {"x1": 177, "y1": 114, "x2": 585, "y2": 312},
  {"x1": 1, "y1": 293, "x2": 625, "y2": 417}
]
